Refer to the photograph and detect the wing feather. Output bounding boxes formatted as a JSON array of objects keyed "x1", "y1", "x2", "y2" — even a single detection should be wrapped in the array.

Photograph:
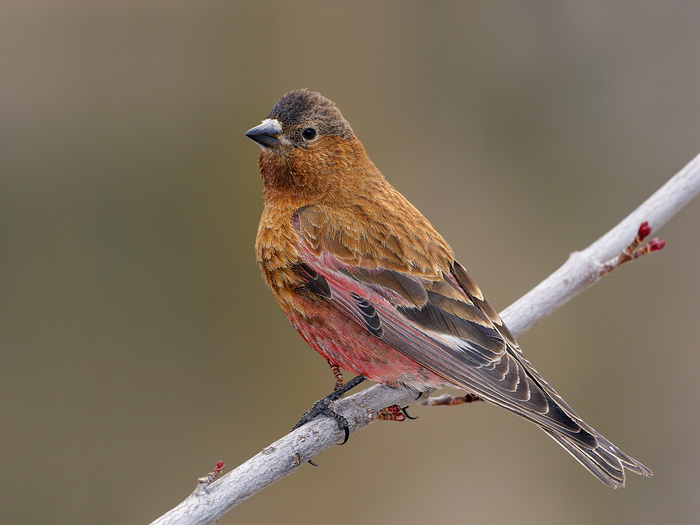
[{"x1": 294, "y1": 207, "x2": 597, "y2": 446}]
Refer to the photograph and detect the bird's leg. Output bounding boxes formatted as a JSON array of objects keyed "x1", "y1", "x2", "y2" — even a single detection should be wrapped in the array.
[
  {"x1": 291, "y1": 374, "x2": 366, "y2": 444},
  {"x1": 419, "y1": 393, "x2": 483, "y2": 406},
  {"x1": 328, "y1": 360, "x2": 344, "y2": 391},
  {"x1": 377, "y1": 392, "x2": 482, "y2": 421}
]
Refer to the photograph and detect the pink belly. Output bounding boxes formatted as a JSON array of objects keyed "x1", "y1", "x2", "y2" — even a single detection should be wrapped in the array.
[{"x1": 287, "y1": 297, "x2": 445, "y2": 391}]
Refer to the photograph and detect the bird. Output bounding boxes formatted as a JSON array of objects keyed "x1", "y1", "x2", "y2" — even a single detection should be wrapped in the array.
[{"x1": 245, "y1": 89, "x2": 652, "y2": 488}]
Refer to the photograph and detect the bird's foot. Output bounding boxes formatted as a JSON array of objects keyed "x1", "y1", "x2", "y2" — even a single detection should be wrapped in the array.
[
  {"x1": 292, "y1": 398, "x2": 351, "y2": 444},
  {"x1": 419, "y1": 393, "x2": 482, "y2": 406},
  {"x1": 291, "y1": 374, "x2": 366, "y2": 445},
  {"x1": 376, "y1": 404, "x2": 419, "y2": 421}
]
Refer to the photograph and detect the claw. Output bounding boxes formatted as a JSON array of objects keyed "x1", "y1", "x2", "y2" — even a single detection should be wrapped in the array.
[
  {"x1": 292, "y1": 398, "x2": 350, "y2": 444},
  {"x1": 401, "y1": 406, "x2": 418, "y2": 420},
  {"x1": 291, "y1": 375, "x2": 366, "y2": 445}
]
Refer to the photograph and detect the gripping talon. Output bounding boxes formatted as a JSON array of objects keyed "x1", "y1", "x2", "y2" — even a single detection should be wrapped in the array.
[
  {"x1": 291, "y1": 399, "x2": 350, "y2": 444},
  {"x1": 291, "y1": 375, "x2": 366, "y2": 445},
  {"x1": 335, "y1": 413, "x2": 350, "y2": 445},
  {"x1": 401, "y1": 406, "x2": 418, "y2": 420}
]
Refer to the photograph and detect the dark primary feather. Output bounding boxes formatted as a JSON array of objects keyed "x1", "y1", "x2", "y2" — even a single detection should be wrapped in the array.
[
  {"x1": 350, "y1": 292, "x2": 383, "y2": 337},
  {"x1": 293, "y1": 263, "x2": 331, "y2": 299}
]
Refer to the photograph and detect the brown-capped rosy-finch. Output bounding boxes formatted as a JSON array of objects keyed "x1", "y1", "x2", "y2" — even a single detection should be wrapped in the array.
[{"x1": 246, "y1": 89, "x2": 652, "y2": 487}]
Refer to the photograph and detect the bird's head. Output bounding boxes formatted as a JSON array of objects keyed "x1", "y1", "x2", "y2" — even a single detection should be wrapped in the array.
[
  {"x1": 246, "y1": 89, "x2": 373, "y2": 203},
  {"x1": 246, "y1": 89, "x2": 354, "y2": 149}
]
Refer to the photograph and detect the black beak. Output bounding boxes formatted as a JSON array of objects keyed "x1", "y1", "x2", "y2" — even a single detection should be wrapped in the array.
[{"x1": 245, "y1": 119, "x2": 282, "y2": 148}]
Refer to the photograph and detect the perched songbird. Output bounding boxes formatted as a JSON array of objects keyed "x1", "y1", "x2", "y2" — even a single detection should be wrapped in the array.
[{"x1": 245, "y1": 89, "x2": 652, "y2": 487}]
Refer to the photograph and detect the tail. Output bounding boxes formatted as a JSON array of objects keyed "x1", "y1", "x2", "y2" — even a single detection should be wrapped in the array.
[{"x1": 540, "y1": 425, "x2": 653, "y2": 488}]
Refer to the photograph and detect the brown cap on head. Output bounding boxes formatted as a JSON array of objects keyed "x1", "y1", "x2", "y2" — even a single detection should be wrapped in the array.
[{"x1": 267, "y1": 89, "x2": 354, "y2": 140}]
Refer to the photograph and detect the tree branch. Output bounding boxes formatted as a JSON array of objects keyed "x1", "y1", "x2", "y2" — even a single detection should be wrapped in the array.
[{"x1": 151, "y1": 153, "x2": 700, "y2": 525}]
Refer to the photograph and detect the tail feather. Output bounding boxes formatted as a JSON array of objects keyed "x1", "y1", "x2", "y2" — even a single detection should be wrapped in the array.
[{"x1": 541, "y1": 426, "x2": 653, "y2": 488}]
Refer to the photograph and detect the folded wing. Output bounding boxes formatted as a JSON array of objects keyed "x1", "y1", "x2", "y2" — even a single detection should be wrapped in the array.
[{"x1": 293, "y1": 206, "x2": 651, "y2": 486}]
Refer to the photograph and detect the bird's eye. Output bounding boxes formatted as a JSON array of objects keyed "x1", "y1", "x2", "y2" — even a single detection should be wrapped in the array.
[{"x1": 302, "y1": 128, "x2": 317, "y2": 141}]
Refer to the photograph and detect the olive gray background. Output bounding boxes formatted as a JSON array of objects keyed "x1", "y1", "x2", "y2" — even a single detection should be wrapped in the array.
[{"x1": 2, "y1": 2, "x2": 699, "y2": 524}]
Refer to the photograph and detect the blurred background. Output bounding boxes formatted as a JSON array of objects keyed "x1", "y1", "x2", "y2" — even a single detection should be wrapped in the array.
[{"x1": 2, "y1": 2, "x2": 699, "y2": 524}]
